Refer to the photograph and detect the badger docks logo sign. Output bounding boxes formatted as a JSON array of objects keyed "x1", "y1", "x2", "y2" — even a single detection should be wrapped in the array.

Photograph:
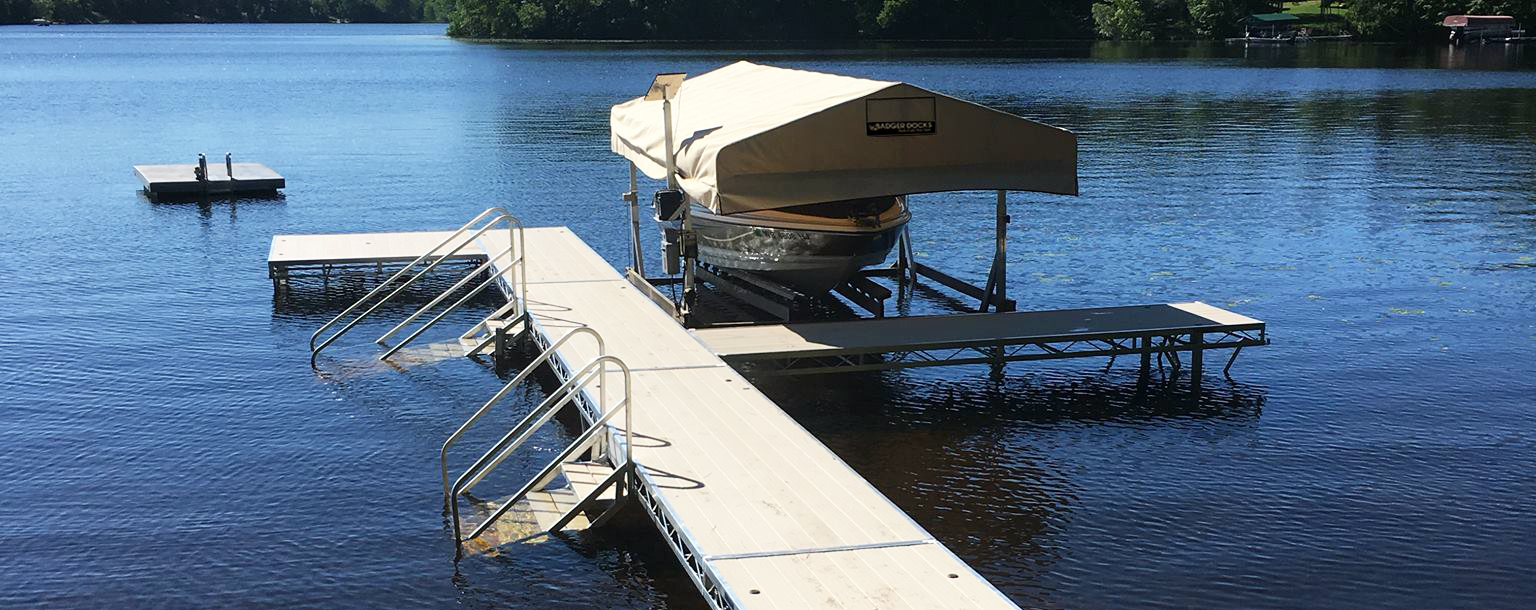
[{"x1": 866, "y1": 97, "x2": 937, "y2": 136}]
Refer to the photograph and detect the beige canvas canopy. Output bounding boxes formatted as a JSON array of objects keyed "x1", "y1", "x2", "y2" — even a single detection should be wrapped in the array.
[{"x1": 610, "y1": 61, "x2": 1078, "y2": 216}]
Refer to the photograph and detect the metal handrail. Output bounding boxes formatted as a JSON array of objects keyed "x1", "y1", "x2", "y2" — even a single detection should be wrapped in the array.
[
  {"x1": 376, "y1": 216, "x2": 527, "y2": 348},
  {"x1": 439, "y1": 327, "x2": 604, "y2": 506},
  {"x1": 308, "y1": 207, "x2": 504, "y2": 353},
  {"x1": 309, "y1": 210, "x2": 518, "y2": 367},
  {"x1": 461, "y1": 355, "x2": 632, "y2": 545},
  {"x1": 376, "y1": 247, "x2": 523, "y2": 361},
  {"x1": 451, "y1": 362, "x2": 601, "y2": 502}
]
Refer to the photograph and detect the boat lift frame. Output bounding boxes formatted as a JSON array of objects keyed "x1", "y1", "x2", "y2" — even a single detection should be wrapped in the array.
[{"x1": 621, "y1": 160, "x2": 1016, "y2": 326}]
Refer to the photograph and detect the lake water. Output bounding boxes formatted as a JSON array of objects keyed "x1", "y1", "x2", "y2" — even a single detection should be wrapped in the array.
[{"x1": 2, "y1": 24, "x2": 1533, "y2": 609}]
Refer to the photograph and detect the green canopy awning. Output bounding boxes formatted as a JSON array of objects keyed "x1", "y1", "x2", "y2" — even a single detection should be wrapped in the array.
[{"x1": 1247, "y1": 13, "x2": 1301, "y2": 23}]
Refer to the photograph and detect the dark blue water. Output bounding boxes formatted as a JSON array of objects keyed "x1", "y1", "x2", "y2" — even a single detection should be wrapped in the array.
[{"x1": 2, "y1": 24, "x2": 1534, "y2": 608}]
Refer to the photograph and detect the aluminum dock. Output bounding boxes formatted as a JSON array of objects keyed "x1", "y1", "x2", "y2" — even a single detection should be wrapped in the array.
[
  {"x1": 269, "y1": 213, "x2": 1267, "y2": 609},
  {"x1": 135, "y1": 154, "x2": 284, "y2": 200}
]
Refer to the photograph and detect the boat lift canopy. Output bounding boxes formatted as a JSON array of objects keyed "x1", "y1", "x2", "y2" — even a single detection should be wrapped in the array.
[{"x1": 610, "y1": 61, "x2": 1078, "y2": 215}]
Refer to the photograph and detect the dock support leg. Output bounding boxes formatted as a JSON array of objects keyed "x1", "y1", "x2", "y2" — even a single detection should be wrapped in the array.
[
  {"x1": 1191, "y1": 333, "x2": 1203, "y2": 388},
  {"x1": 1139, "y1": 336, "x2": 1152, "y2": 377},
  {"x1": 988, "y1": 343, "x2": 1005, "y2": 380},
  {"x1": 492, "y1": 324, "x2": 509, "y2": 364},
  {"x1": 1166, "y1": 336, "x2": 1180, "y2": 375},
  {"x1": 1223, "y1": 346, "x2": 1244, "y2": 379}
]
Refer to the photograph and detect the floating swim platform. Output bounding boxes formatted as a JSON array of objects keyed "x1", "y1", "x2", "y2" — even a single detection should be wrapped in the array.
[{"x1": 134, "y1": 158, "x2": 284, "y2": 200}]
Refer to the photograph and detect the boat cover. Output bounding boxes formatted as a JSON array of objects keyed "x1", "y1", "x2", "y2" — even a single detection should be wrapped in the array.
[{"x1": 610, "y1": 61, "x2": 1078, "y2": 215}]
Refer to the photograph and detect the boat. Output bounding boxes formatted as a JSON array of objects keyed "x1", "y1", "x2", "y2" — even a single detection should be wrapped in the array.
[
  {"x1": 1226, "y1": 34, "x2": 1297, "y2": 43},
  {"x1": 1226, "y1": 33, "x2": 1355, "y2": 43},
  {"x1": 1443, "y1": 15, "x2": 1524, "y2": 43},
  {"x1": 673, "y1": 196, "x2": 909, "y2": 294},
  {"x1": 608, "y1": 61, "x2": 1078, "y2": 309},
  {"x1": 32, "y1": 18, "x2": 51, "y2": 25}
]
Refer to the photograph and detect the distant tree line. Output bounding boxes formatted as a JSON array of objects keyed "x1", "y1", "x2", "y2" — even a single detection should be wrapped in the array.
[
  {"x1": 0, "y1": 0, "x2": 453, "y2": 23},
  {"x1": 443, "y1": 0, "x2": 1100, "y2": 39},
  {"x1": 442, "y1": 0, "x2": 1535, "y2": 41},
  {"x1": 5, "y1": 0, "x2": 1532, "y2": 42},
  {"x1": 1092, "y1": 0, "x2": 1536, "y2": 39}
]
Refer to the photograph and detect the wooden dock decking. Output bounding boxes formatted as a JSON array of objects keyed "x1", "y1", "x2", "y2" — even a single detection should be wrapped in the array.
[{"x1": 271, "y1": 227, "x2": 1021, "y2": 609}]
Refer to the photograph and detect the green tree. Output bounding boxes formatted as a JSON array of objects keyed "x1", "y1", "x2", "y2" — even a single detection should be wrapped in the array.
[
  {"x1": 1, "y1": 0, "x2": 37, "y2": 22},
  {"x1": 1187, "y1": 0, "x2": 1269, "y2": 36},
  {"x1": 1346, "y1": 0, "x2": 1443, "y2": 39},
  {"x1": 1092, "y1": 0, "x2": 1151, "y2": 38}
]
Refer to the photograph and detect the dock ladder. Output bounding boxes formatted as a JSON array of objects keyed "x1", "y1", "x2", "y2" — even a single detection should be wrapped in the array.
[
  {"x1": 441, "y1": 326, "x2": 634, "y2": 557},
  {"x1": 308, "y1": 207, "x2": 527, "y2": 367}
]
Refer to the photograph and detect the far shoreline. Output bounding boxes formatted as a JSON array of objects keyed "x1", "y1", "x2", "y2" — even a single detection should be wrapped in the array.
[{"x1": 4, "y1": 21, "x2": 1497, "y2": 47}]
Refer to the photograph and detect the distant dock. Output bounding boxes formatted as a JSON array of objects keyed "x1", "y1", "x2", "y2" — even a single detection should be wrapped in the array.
[{"x1": 134, "y1": 155, "x2": 284, "y2": 200}]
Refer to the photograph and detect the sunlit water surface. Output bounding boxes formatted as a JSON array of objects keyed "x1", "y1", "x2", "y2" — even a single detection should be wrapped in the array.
[{"x1": 2, "y1": 24, "x2": 1533, "y2": 608}]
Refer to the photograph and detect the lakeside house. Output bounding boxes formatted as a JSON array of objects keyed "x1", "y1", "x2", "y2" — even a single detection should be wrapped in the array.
[{"x1": 1442, "y1": 15, "x2": 1522, "y2": 43}]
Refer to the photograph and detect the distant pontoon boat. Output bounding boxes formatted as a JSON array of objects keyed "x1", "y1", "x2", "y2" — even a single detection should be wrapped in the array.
[{"x1": 1443, "y1": 15, "x2": 1529, "y2": 43}]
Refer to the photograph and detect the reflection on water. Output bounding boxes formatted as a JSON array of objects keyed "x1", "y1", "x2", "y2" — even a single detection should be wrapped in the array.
[{"x1": 1, "y1": 24, "x2": 1533, "y2": 610}]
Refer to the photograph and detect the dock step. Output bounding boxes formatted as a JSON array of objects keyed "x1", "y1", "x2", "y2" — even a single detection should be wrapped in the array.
[
  {"x1": 559, "y1": 461, "x2": 619, "y2": 504},
  {"x1": 527, "y1": 489, "x2": 592, "y2": 532},
  {"x1": 459, "y1": 302, "x2": 526, "y2": 356},
  {"x1": 525, "y1": 461, "x2": 618, "y2": 532}
]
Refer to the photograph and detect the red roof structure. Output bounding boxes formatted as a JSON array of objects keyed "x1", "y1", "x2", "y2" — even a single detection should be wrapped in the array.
[{"x1": 1442, "y1": 15, "x2": 1517, "y2": 27}]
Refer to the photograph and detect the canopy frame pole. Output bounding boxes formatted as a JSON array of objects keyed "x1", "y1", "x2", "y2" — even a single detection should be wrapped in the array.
[
  {"x1": 662, "y1": 94, "x2": 696, "y2": 321},
  {"x1": 662, "y1": 97, "x2": 678, "y2": 191},
  {"x1": 995, "y1": 190, "x2": 1008, "y2": 311},
  {"x1": 626, "y1": 162, "x2": 644, "y2": 277},
  {"x1": 980, "y1": 190, "x2": 1009, "y2": 313}
]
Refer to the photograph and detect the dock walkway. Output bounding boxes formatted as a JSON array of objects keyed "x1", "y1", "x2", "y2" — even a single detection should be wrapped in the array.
[
  {"x1": 693, "y1": 302, "x2": 1266, "y2": 376},
  {"x1": 272, "y1": 227, "x2": 1020, "y2": 609}
]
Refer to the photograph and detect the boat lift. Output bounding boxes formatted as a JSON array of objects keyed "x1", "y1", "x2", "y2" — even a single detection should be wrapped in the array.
[{"x1": 611, "y1": 62, "x2": 1076, "y2": 326}]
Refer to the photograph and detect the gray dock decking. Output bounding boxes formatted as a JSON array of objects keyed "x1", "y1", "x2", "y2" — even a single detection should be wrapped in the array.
[{"x1": 271, "y1": 227, "x2": 1021, "y2": 609}]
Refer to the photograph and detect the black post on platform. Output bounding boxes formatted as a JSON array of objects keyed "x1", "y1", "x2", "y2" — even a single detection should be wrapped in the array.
[{"x1": 195, "y1": 153, "x2": 208, "y2": 198}]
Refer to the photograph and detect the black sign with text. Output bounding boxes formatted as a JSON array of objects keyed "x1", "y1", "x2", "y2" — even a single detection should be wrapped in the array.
[{"x1": 866, "y1": 97, "x2": 937, "y2": 136}]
